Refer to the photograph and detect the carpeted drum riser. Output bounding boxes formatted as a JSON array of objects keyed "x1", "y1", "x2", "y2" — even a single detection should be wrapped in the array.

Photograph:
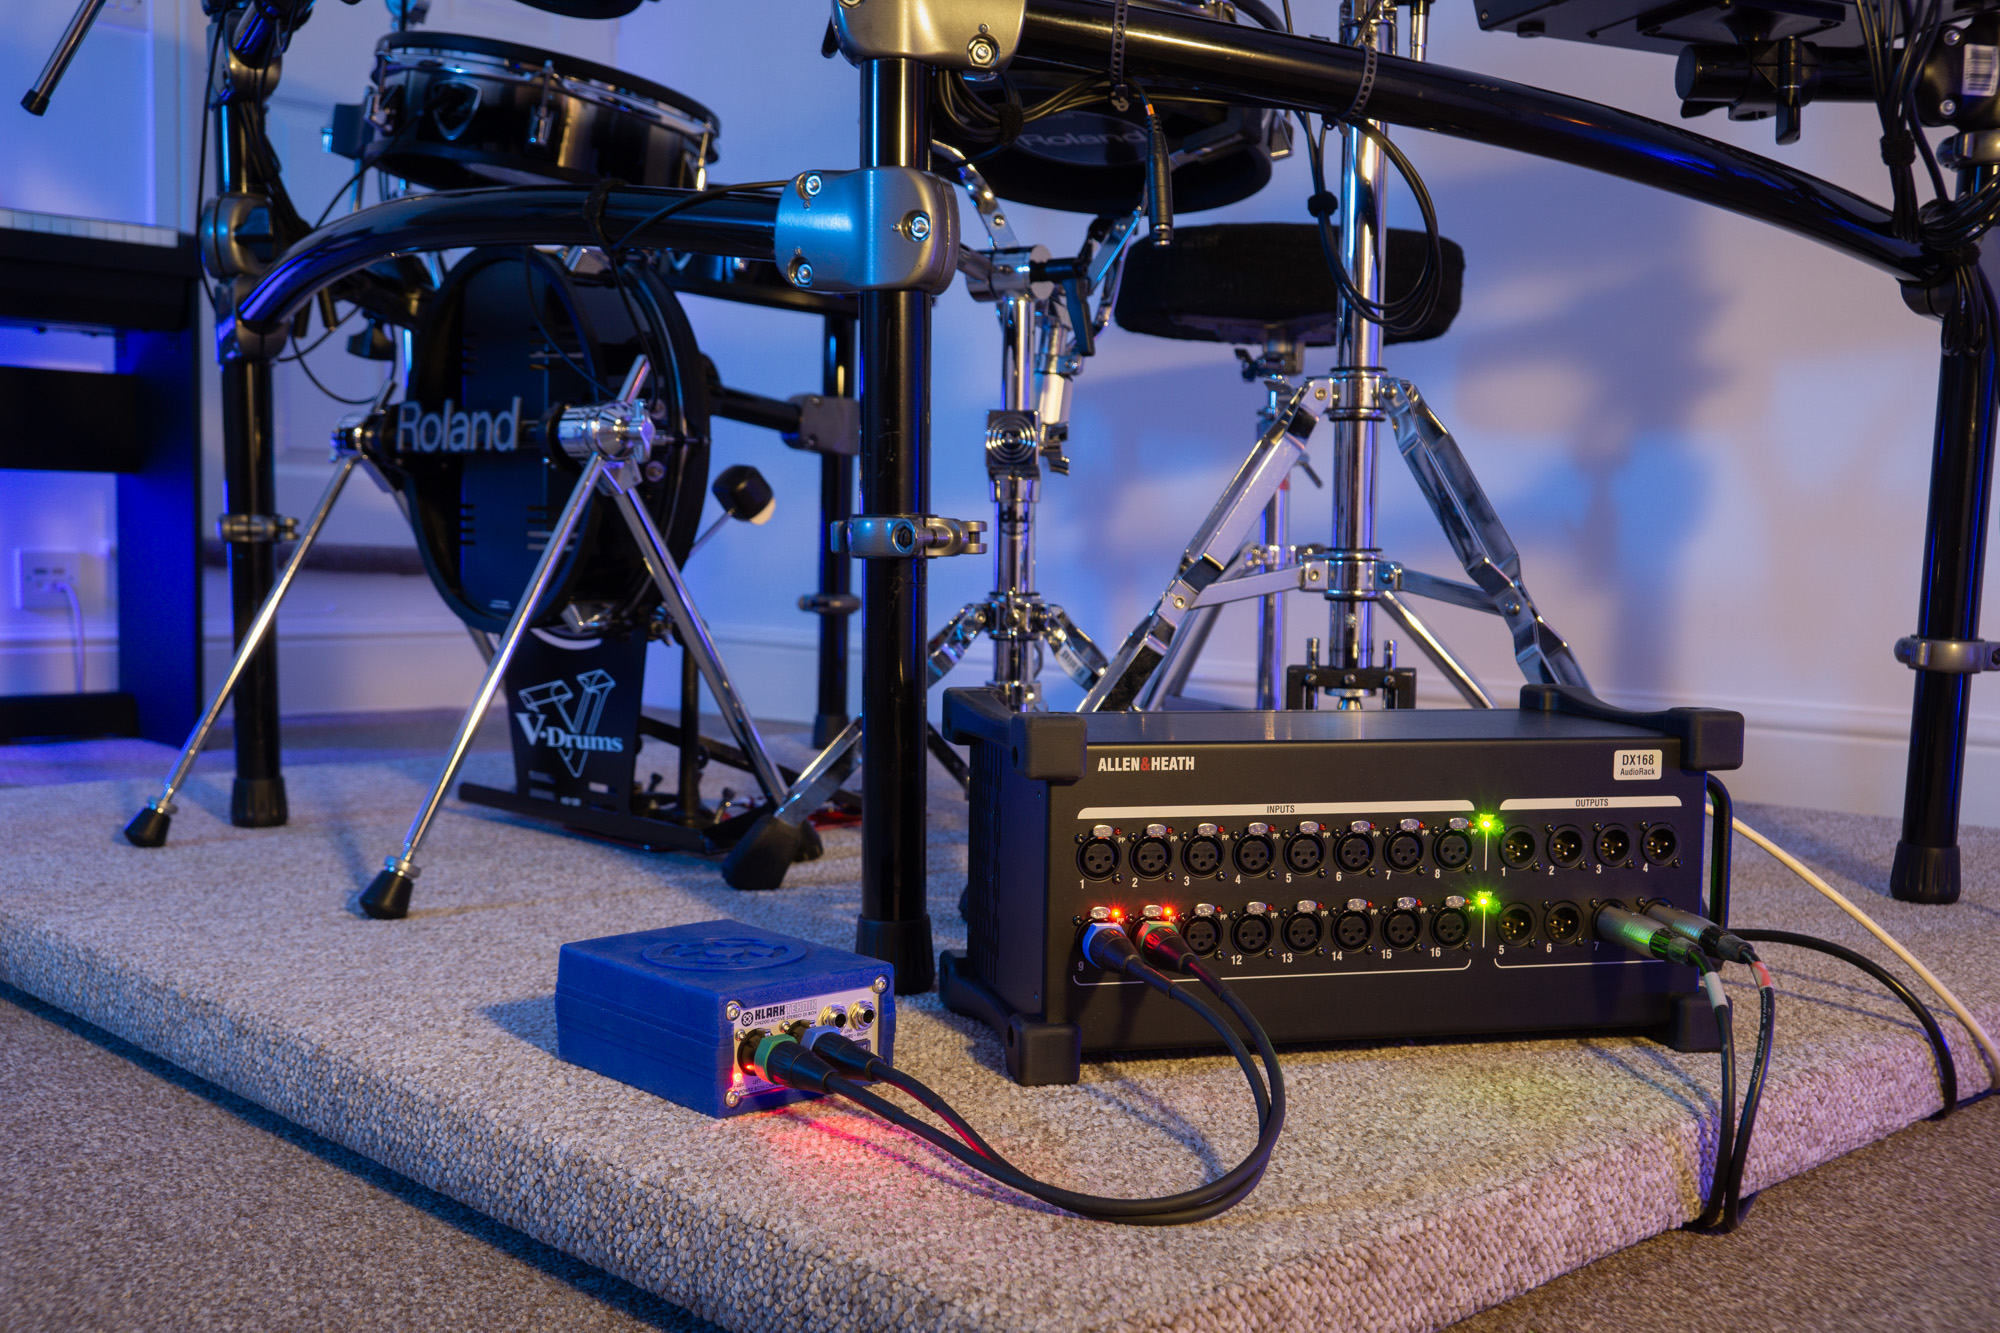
[{"x1": 0, "y1": 755, "x2": 1991, "y2": 1332}]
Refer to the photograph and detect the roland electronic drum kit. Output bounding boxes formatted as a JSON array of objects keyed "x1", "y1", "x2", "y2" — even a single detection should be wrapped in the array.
[{"x1": 22, "y1": 0, "x2": 1998, "y2": 988}]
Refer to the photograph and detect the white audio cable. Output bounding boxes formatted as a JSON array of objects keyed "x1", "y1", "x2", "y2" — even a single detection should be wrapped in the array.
[{"x1": 1720, "y1": 805, "x2": 2000, "y2": 1082}]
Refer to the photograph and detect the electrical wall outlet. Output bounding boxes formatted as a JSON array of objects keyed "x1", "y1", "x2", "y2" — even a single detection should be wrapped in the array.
[
  {"x1": 97, "y1": 0, "x2": 148, "y2": 32},
  {"x1": 14, "y1": 550, "x2": 80, "y2": 611}
]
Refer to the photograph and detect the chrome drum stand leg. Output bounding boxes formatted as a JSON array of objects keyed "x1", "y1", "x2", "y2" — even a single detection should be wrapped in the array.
[
  {"x1": 358, "y1": 452, "x2": 610, "y2": 919},
  {"x1": 1080, "y1": 387, "x2": 1317, "y2": 711},
  {"x1": 124, "y1": 402, "x2": 393, "y2": 847},
  {"x1": 929, "y1": 175, "x2": 1138, "y2": 710},
  {"x1": 1250, "y1": 338, "x2": 1307, "y2": 709}
]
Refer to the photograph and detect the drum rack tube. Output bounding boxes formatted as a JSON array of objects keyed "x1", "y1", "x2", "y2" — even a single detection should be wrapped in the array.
[
  {"x1": 231, "y1": 187, "x2": 783, "y2": 336},
  {"x1": 1013, "y1": 0, "x2": 1931, "y2": 281}
]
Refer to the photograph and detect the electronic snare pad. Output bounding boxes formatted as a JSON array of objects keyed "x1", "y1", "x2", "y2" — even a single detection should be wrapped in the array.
[
  {"x1": 556, "y1": 921, "x2": 894, "y2": 1117},
  {"x1": 941, "y1": 687, "x2": 1738, "y2": 1085}
]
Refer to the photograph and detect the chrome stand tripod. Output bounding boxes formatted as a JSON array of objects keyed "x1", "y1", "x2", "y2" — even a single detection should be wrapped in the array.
[
  {"x1": 359, "y1": 359, "x2": 788, "y2": 918},
  {"x1": 1082, "y1": 0, "x2": 1587, "y2": 714}
]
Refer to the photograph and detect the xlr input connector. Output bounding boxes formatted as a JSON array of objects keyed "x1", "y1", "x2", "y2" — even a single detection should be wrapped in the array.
[
  {"x1": 1333, "y1": 832, "x2": 1374, "y2": 873},
  {"x1": 1078, "y1": 833, "x2": 1118, "y2": 880},
  {"x1": 1234, "y1": 824, "x2": 1275, "y2": 875},
  {"x1": 1130, "y1": 835, "x2": 1171, "y2": 879},
  {"x1": 1182, "y1": 828, "x2": 1223, "y2": 876},
  {"x1": 1231, "y1": 909, "x2": 1272, "y2": 955},
  {"x1": 1384, "y1": 825, "x2": 1426, "y2": 872},
  {"x1": 1285, "y1": 826, "x2": 1325, "y2": 872},
  {"x1": 1433, "y1": 829, "x2": 1473, "y2": 870}
]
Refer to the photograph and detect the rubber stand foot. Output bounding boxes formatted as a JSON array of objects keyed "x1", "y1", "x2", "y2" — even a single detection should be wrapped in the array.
[
  {"x1": 721, "y1": 813, "x2": 805, "y2": 891},
  {"x1": 855, "y1": 913, "x2": 935, "y2": 995},
  {"x1": 939, "y1": 950, "x2": 1080, "y2": 1084},
  {"x1": 1891, "y1": 840, "x2": 1961, "y2": 904},
  {"x1": 1655, "y1": 991, "x2": 1726, "y2": 1053},
  {"x1": 230, "y1": 775, "x2": 288, "y2": 829},
  {"x1": 123, "y1": 806, "x2": 171, "y2": 848},
  {"x1": 360, "y1": 869, "x2": 414, "y2": 920}
]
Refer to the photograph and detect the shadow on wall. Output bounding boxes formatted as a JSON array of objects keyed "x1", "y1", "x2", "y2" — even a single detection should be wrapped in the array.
[
  {"x1": 1437, "y1": 166, "x2": 1721, "y2": 699},
  {"x1": 1031, "y1": 166, "x2": 1721, "y2": 704}
]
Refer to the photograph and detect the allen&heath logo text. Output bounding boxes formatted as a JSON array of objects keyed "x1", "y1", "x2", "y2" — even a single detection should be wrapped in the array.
[
  {"x1": 515, "y1": 669, "x2": 624, "y2": 777},
  {"x1": 1096, "y1": 754, "x2": 1196, "y2": 773},
  {"x1": 396, "y1": 398, "x2": 523, "y2": 453}
]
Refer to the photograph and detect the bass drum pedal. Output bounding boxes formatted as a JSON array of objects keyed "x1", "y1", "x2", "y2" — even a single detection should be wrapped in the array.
[{"x1": 381, "y1": 247, "x2": 800, "y2": 859}]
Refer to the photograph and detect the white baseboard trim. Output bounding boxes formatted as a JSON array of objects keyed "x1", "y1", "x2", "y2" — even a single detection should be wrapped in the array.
[
  {"x1": 4, "y1": 620, "x2": 1991, "y2": 827},
  {"x1": 1170, "y1": 659, "x2": 1999, "y2": 828}
]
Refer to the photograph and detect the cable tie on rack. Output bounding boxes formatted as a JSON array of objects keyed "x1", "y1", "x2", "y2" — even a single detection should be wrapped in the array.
[
  {"x1": 1341, "y1": 42, "x2": 1378, "y2": 122},
  {"x1": 1306, "y1": 190, "x2": 1339, "y2": 218},
  {"x1": 1880, "y1": 129, "x2": 1917, "y2": 168},
  {"x1": 582, "y1": 177, "x2": 624, "y2": 256},
  {"x1": 996, "y1": 101, "x2": 1025, "y2": 147},
  {"x1": 1109, "y1": 0, "x2": 1133, "y2": 111}
]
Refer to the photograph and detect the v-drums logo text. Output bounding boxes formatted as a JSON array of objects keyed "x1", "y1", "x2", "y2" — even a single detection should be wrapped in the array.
[{"x1": 515, "y1": 669, "x2": 624, "y2": 776}]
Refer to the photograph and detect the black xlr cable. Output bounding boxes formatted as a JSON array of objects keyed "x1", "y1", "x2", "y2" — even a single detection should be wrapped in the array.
[{"x1": 747, "y1": 919, "x2": 1287, "y2": 1225}]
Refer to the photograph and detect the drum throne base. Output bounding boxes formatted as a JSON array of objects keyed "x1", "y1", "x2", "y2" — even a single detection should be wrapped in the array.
[{"x1": 1092, "y1": 221, "x2": 1593, "y2": 714}]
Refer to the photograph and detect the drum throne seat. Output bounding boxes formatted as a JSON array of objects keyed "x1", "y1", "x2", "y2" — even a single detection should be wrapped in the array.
[{"x1": 1114, "y1": 222, "x2": 1464, "y2": 347}]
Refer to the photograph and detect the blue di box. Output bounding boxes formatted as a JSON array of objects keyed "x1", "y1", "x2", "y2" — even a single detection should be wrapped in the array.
[{"x1": 555, "y1": 920, "x2": 896, "y2": 1118}]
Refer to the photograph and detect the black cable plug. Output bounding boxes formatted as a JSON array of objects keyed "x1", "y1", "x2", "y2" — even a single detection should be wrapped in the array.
[
  {"x1": 1596, "y1": 904, "x2": 1707, "y2": 967},
  {"x1": 1081, "y1": 920, "x2": 1146, "y2": 974},
  {"x1": 801, "y1": 1027, "x2": 893, "y2": 1083},
  {"x1": 745, "y1": 1031, "x2": 841, "y2": 1095},
  {"x1": 1644, "y1": 902, "x2": 1757, "y2": 964},
  {"x1": 1132, "y1": 918, "x2": 1201, "y2": 973}
]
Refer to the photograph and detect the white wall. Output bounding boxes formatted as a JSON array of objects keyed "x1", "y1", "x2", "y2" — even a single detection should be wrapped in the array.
[{"x1": 0, "y1": 0, "x2": 1992, "y2": 824}]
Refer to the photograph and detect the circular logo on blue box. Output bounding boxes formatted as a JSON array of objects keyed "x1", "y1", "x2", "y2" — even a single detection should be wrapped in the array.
[{"x1": 641, "y1": 935, "x2": 806, "y2": 971}]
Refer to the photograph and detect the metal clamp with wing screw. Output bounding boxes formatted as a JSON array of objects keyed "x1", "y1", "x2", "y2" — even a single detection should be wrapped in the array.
[{"x1": 832, "y1": 514, "x2": 988, "y2": 558}]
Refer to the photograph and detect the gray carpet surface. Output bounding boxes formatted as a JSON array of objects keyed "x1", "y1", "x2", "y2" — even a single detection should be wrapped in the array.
[
  {"x1": 7, "y1": 978, "x2": 1995, "y2": 1333},
  {"x1": 0, "y1": 981, "x2": 716, "y2": 1333},
  {"x1": 0, "y1": 709, "x2": 509, "y2": 789},
  {"x1": 1452, "y1": 1085, "x2": 2000, "y2": 1333},
  {"x1": 0, "y1": 759, "x2": 1993, "y2": 1333}
]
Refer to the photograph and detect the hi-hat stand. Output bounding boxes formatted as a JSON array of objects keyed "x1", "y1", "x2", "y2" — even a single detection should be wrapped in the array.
[{"x1": 927, "y1": 157, "x2": 1135, "y2": 706}]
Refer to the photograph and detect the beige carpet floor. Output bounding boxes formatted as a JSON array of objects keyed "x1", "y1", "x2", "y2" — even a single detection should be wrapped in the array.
[{"x1": 0, "y1": 756, "x2": 1992, "y2": 1332}]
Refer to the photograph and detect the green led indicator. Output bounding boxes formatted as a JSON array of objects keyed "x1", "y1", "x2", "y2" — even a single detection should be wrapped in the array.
[{"x1": 1477, "y1": 814, "x2": 1498, "y2": 832}]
